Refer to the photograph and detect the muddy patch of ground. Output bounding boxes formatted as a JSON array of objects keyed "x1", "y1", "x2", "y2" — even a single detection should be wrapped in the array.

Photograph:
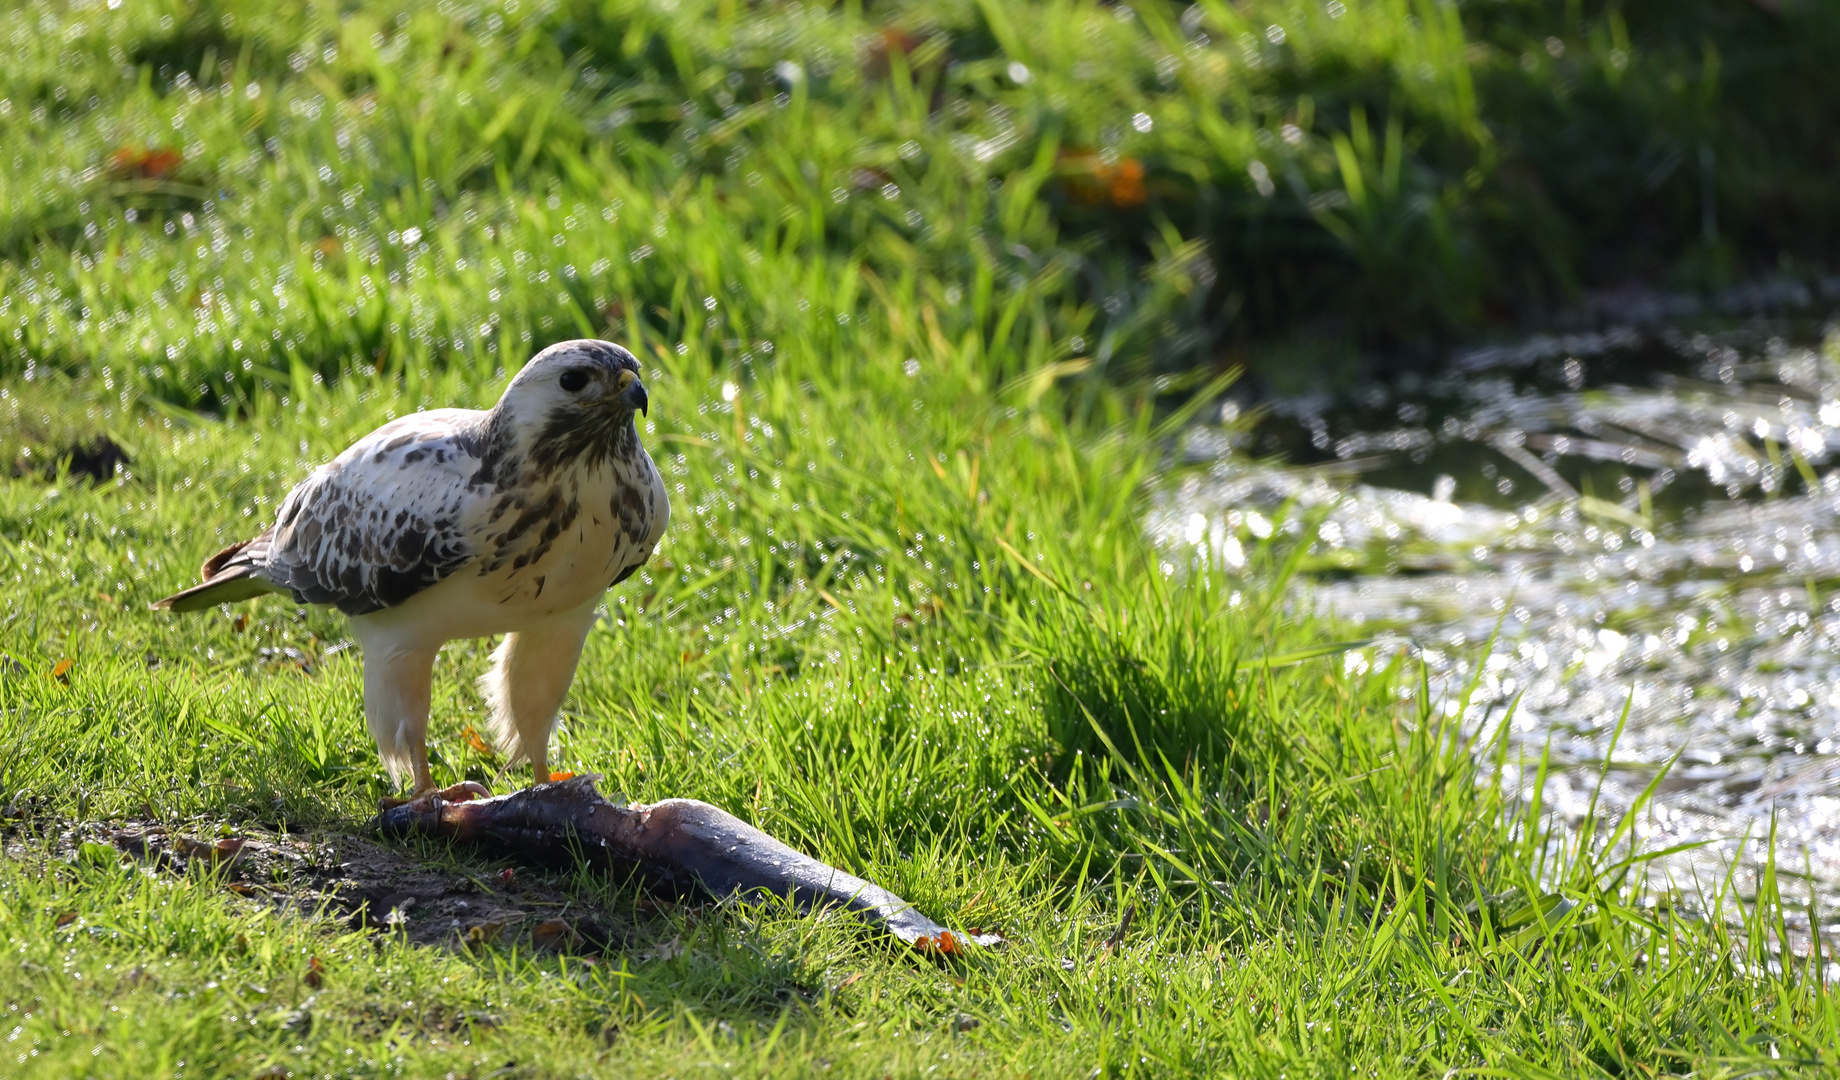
[{"x1": 9, "y1": 818, "x2": 650, "y2": 954}]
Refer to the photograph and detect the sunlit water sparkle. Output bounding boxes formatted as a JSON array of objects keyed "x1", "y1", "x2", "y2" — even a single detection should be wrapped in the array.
[{"x1": 1154, "y1": 321, "x2": 1840, "y2": 924}]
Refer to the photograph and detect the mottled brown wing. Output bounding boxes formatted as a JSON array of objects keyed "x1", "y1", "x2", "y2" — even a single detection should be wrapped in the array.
[{"x1": 259, "y1": 410, "x2": 491, "y2": 616}]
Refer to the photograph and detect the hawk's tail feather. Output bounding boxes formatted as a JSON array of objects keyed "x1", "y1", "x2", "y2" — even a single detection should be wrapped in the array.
[
  {"x1": 199, "y1": 537, "x2": 258, "y2": 581},
  {"x1": 152, "y1": 537, "x2": 282, "y2": 612},
  {"x1": 152, "y1": 571, "x2": 283, "y2": 612}
]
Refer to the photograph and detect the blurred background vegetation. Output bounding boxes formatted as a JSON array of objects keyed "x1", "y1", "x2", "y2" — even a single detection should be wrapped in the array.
[{"x1": 2, "y1": 0, "x2": 1834, "y2": 414}]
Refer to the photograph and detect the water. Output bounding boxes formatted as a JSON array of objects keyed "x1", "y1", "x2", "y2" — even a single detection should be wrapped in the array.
[{"x1": 1154, "y1": 317, "x2": 1840, "y2": 917}]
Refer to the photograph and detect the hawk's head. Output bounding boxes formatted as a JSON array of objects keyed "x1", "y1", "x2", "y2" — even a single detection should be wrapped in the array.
[
  {"x1": 504, "y1": 339, "x2": 649, "y2": 418},
  {"x1": 495, "y1": 339, "x2": 653, "y2": 470}
]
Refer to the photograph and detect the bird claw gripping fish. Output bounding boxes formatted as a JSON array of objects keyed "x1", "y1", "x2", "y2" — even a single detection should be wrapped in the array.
[{"x1": 373, "y1": 774, "x2": 1002, "y2": 953}]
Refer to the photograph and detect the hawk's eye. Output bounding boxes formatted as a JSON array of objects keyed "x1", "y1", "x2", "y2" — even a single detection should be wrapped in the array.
[{"x1": 559, "y1": 369, "x2": 590, "y2": 393}]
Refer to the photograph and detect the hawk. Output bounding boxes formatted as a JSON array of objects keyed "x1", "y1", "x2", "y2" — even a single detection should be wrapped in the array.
[{"x1": 155, "y1": 339, "x2": 670, "y2": 802}]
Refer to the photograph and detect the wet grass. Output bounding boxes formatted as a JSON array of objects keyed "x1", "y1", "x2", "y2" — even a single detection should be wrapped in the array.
[{"x1": 2, "y1": 0, "x2": 1839, "y2": 1076}]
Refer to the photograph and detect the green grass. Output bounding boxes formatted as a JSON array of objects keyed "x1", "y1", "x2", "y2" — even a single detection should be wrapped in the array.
[
  {"x1": 2, "y1": 0, "x2": 1839, "y2": 1076},
  {"x1": 3, "y1": 334, "x2": 1839, "y2": 1076},
  {"x1": 3, "y1": 0, "x2": 1837, "y2": 403}
]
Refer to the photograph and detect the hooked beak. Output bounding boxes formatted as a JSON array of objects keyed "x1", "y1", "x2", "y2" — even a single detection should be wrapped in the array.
[{"x1": 623, "y1": 378, "x2": 649, "y2": 417}]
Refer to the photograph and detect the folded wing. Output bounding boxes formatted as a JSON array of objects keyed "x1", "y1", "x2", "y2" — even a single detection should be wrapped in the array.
[{"x1": 259, "y1": 409, "x2": 490, "y2": 615}]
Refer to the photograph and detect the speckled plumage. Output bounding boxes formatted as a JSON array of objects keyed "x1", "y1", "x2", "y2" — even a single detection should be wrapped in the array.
[{"x1": 156, "y1": 339, "x2": 671, "y2": 794}]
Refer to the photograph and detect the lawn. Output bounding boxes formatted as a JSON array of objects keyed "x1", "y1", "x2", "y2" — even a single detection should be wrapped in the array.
[{"x1": 2, "y1": 0, "x2": 1837, "y2": 1076}]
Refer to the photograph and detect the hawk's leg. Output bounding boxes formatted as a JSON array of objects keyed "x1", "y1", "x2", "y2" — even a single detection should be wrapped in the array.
[
  {"x1": 352, "y1": 632, "x2": 449, "y2": 796},
  {"x1": 479, "y1": 601, "x2": 600, "y2": 787}
]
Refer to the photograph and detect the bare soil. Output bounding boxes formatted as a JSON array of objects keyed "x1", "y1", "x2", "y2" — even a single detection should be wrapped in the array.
[{"x1": 9, "y1": 817, "x2": 644, "y2": 954}]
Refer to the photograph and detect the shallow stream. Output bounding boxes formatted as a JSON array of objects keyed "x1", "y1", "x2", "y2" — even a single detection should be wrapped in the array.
[{"x1": 1155, "y1": 313, "x2": 1840, "y2": 919}]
